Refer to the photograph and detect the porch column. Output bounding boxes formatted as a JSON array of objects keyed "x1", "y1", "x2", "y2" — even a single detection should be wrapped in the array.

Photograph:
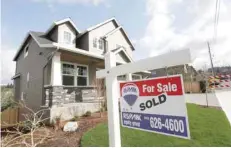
[
  {"x1": 126, "y1": 73, "x2": 132, "y2": 81},
  {"x1": 51, "y1": 52, "x2": 62, "y2": 86}
]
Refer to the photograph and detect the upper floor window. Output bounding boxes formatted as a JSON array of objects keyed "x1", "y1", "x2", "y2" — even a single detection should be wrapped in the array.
[
  {"x1": 93, "y1": 37, "x2": 97, "y2": 48},
  {"x1": 64, "y1": 31, "x2": 71, "y2": 44},
  {"x1": 98, "y1": 39, "x2": 104, "y2": 50},
  {"x1": 24, "y1": 44, "x2": 29, "y2": 58}
]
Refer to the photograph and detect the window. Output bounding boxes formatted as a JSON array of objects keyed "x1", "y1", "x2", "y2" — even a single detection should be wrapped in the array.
[
  {"x1": 98, "y1": 39, "x2": 104, "y2": 50},
  {"x1": 62, "y1": 63, "x2": 75, "y2": 86},
  {"x1": 24, "y1": 44, "x2": 29, "y2": 58},
  {"x1": 62, "y1": 63, "x2": 88, "y2": 86},
  {"x1": 64, "y1": 31, "x2": 71, "y2": 44},
  {"x1": 77, "y1": 65, "x2": 88, "y2": 86},
  {"x1": 93, "y1": 38, "x2": 97, "y2": 48},
  {"x1": 132, "y1": 74, "x2": 142, "y2": 80},
  {"x1": 117, "y1": 75, "x2": 126, "y2": 81}
]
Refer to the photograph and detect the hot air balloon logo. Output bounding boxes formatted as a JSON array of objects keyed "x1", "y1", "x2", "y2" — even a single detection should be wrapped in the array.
[{"x1": 122, "y1": 83, "x2": 139, "y2": 108}]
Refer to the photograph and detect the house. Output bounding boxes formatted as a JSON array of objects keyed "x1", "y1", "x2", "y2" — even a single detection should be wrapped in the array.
[
  {"x1": 12, "y1": 17, "x2": 150, "y2": 120},
  {"x1": 150, "y1": 64, "x2": 201, "y2": 93},
  {"x1": 150, "y1": 64, "x2": 198, "y2": 81}
]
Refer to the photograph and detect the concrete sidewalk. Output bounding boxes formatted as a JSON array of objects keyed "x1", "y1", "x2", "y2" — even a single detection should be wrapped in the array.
[
  {"x1": 215, "y1": 89, "x2": 231, "y2": 126},
  {"x1": 185, "y1": 93, "x2": 220, "y2": 107}
]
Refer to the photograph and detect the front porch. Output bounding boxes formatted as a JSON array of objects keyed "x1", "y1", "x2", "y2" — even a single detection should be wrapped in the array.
[
  {"x1": 43, "y1": 49, "x2": 150, "y2": 107},
  {"x1": 43, "y1": 49, "x2": 106, "y2": 107}
]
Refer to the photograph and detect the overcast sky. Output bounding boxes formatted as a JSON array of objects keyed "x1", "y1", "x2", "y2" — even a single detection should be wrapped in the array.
[{"x1": 1, "y1": 0, "x2": 231, "y2": 84}]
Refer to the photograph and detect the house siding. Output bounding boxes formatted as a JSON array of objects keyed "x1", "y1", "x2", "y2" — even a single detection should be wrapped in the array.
[
  {"x1": 116, "y1": 51, "x2": 130, "y2": 63},
  {"x1": 48, "y1": 27, "x2": 58, "y2": 42},
  {"x1": 107, "y1": 29, "x2": 133, "y2": 58},
  {"x1": 14, "y1": 38, "x2": 55, "y2": 118},
  {"x1": 58, "y1": 23, "x2": 76, "y2": 47},
  {"x1": 76, "y1": 33, "x2": 89, "y2": 51},
  {"x1": 88, "y1": 21, "x2": 133, "y2": 62}
]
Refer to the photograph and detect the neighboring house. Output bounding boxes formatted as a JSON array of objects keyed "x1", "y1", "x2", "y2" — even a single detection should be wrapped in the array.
[
  {"x1": 150, "y1": 64, "x2": 202, "y2": 93},
  {"x1": 12, "y1": 17, "x2": 149, "y2": 120},
  {"x1": 150, "y1": 64, "x2": 198, "y2": 82}
]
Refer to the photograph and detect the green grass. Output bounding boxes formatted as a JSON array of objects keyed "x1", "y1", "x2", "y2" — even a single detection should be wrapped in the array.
[{"x1": 81, "y1": 104, "x2": 231, "y2": 147}]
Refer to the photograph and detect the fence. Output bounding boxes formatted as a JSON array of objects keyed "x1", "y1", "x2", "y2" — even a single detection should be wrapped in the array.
[
  {"x1": 1, "y1": 108, "x2": 19, "y2": 128},
  {"x1": 184, "y1": 81, "x2": 200, "y2": 93}
]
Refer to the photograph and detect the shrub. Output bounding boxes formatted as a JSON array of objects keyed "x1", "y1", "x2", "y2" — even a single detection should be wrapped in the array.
[
  {"x1": 199, "y1": 81, "x2": 206, "y2": 93},
  {"x1": 83, "y1": 111, "x2": 91, "y2": 117},
  {"x1": 70, "y1": 115, "x2": 79, "y2": 121},
  {"x1": 1, "y1": 88, "x2": 16, "y2": 112}
]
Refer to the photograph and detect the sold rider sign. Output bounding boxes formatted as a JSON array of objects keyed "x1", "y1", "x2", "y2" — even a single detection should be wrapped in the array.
[{"x1": 120, "y1": 75, "x2": 190, "y2": 139}]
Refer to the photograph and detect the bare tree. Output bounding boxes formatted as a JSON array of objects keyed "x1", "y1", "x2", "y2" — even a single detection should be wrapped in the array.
[
  {"x1": 1, "y1": 101, "x2": 53, "y2": 147},
  {"x1": 92, "y1": 78, "x2": 106, "y2": 117}
]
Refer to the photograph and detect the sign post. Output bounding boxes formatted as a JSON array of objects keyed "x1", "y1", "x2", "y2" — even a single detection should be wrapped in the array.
[
  {"x1": 104, "y1": 52, "x2": 121, "y2": 147},
  {"x1": 96, "y1": 49, "x2": 191, "y2": 147}
]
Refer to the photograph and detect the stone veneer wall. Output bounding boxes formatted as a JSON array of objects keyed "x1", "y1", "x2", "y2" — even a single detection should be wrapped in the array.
[{"x1": 44, "y1": 86, "x2": 97, "y2": 106}]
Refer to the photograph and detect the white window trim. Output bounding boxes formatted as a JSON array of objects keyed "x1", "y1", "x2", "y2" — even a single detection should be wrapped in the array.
[
  {"x1": 24, "y1": 44, "x2": 29, "y2": 58},
  {"x1": 93, "y1": 37, "x2": 97, "y2": 48},
  {"x1": 61, "y1": 61, "x2": 89, "y2": 86},
  {"x1": 63, "y1": 31, "x2": 72, "y2": 44},
  {"x1": 98, "y1": 38, "x2": 104, "y2": 50}
]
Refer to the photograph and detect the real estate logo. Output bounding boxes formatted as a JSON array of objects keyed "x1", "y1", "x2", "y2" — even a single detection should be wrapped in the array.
[{"x1": 121, "y1": 83, "x2": 139, "y2": 107}]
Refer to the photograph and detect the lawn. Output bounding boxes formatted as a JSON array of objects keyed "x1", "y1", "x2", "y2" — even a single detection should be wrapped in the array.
[{"x1": 81, "y1": 104, "x2": 231, "y2": 147}]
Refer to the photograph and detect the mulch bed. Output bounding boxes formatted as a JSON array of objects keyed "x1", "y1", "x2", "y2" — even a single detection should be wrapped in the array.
[
  {"x1": 198, "y1": 105, "x2": 222, "y2": 110},
  {"x1": 38, "y1": 112, "x2": 108, "y2": 147}
]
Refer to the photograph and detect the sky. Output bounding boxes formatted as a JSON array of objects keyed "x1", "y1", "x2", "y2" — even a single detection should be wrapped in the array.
[{"x1": 1, "y1": 0, "x2": 231, "y2": 84}]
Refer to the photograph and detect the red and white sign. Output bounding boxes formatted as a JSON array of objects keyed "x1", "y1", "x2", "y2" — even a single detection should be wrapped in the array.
[{"x1": 120, "y1": 75, "x2": 190, "y2": 139}]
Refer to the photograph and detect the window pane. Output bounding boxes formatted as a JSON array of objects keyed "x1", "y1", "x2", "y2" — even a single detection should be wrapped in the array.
[
  {"x1": 93, "y1": 38, "x2": 97, "y2": 48},
  {"x1": 62, "y1": 64, "x2": 74, "y2": 75},
  {"x1": 63, "y1": 75, "x2": 74, "y2": 86},
  {"x1": 132, "y1": 75, "x2": 141, "y2": 80},
  {"x1": 77, "y1": 77, "x2": 87, "y2": 86},
  {"x1": 77, "y1": 66, "x2": 87, "y2": 76},
  {"x1": 64, "y1": 31, "x2": 71, "y2": 44},
  {"x1": 98, "y1": 39, "x2": 103, "y2": 50}
]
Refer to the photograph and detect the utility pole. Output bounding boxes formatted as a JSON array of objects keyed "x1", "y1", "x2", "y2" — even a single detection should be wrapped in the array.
[{"x1": 207, "y1": 42, "x2": 215, "y2": 76}]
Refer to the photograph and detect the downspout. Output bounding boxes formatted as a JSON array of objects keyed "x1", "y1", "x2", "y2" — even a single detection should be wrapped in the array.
[{"x1": 41, "y1": 46, "x2": 60, "y2": 107}]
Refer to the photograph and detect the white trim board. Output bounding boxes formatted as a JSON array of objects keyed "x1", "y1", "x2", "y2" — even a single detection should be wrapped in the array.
[{"x1": 97, "y1": 49, "x2": 191, "y2": 79}]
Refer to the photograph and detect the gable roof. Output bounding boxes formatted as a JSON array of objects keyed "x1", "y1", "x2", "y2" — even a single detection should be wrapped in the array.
[
  {"x1": 111, "y1": 47, "x2": 133, "y2": 62},
  {"x1": 13, "y1": 31, "x2": 55, "y2": 61},
  {"x1": 45, "y1": 18, "x2": 80, "y2": 36},
  {"x1": 77, "y1": 18, "x2": 135, "y2": 51}
]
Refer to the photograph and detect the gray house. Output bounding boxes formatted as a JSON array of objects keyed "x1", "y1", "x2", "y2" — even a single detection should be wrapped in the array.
[{"x1": 12, "y1": 17, "x2": 149, "y2": 120}]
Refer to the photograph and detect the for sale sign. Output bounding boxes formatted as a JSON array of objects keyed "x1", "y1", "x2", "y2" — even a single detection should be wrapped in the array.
[{"x1": 120, "y1": 75, "x2": 190, "y2": 139}]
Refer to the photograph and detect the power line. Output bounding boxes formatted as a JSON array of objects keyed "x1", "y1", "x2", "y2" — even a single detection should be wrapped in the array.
[{"x1": 213, "y1": 0, "x2": 221, "y2": 42}]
